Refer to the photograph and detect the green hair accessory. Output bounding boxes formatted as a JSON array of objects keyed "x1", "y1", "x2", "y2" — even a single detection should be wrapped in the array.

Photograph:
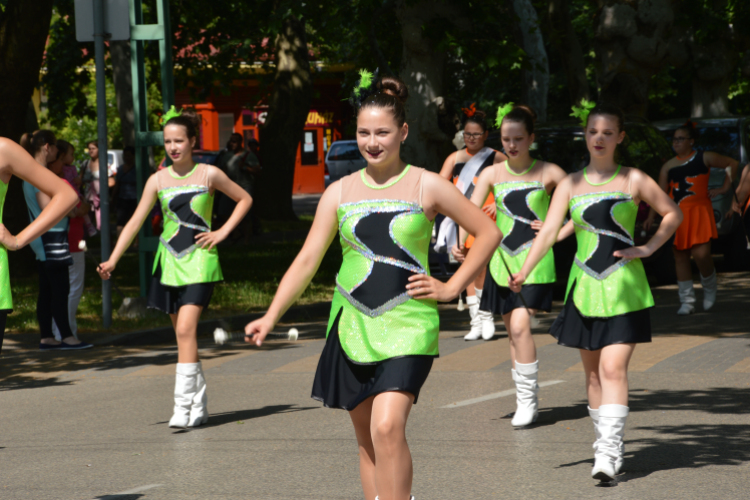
[
  {"x1": 161, "y1": 105, "x2": 183, "y2": 126},
  {"x1": 495, "y1": 102, "x2": 514, "y2": 128},
  {"x1": 570, "y1": 99, "x2": 596, "y2": 127},
  {"x1": 354, "y1": 69, "x2": 374, "y2": 97}
]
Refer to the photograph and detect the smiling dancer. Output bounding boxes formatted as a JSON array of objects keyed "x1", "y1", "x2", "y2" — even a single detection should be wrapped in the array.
[
  {"x1": 439, "y1": 104, "x2": 507, "y2": 341},
  {"x1": 645, "y1": 121, "x2": 737, "y2": 315},
  {"x1": 98, "y1": 108, "x2": 251, "y2": 428},
  {"x1": 0, "y1": 136, "x2": 78, "y2": 353},
  {"x1": 244, "y1": 72, "x2": 500, "y2": 500},
  {"x1": 456, "y1": 104, "x2": 566, "y2": 427},
  {"x1": 510, "y1": 103, "x2": 682, "y2": 482}
]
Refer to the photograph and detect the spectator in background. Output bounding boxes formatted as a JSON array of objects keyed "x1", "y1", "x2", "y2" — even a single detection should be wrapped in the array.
[
  {"x1": 51, "y1": 140, "x2": 96, "y2": 237},
  {"x1": 21, "y1": 130, "x2": 92, "y2": 350},
  {"x1": 49, "y1": 142, "x2": 90, "y2": 341},
  {"x1": 80, "y1": 139, "x2": 116, "y2": 230},
  {"x1": 113, "y1": 146, "x2": 138, "y2": 244},
  {"x1": 215, "y1": 133, "x2": 260, "y2": 241}
]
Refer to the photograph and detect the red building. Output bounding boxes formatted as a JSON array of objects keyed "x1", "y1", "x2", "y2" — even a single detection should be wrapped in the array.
[{"x1": 175, "y1": 68, "x2": 352, "y2": 193}]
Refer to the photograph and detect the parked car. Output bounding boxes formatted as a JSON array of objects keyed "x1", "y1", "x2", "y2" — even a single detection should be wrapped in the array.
[
  {"x1": 325, "y1": 140, "x2": 367, "y2": 186},
  {"x1": 108, "y1": 149, "x2": 124, "y2": 174},
  {"x1": 653, "y1": 117, "x2": 750, "y2": 269},
  {"x1": 430, "y1": 119, "x2": 678, "y2": 283}
]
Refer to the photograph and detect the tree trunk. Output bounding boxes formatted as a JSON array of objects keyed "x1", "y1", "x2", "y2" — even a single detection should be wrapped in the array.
[
  {"x1": 396, "y1": 0, "x2": 468, "y2": 172},
  {"x1": 547, "y1": 0, "x2": 590, "y2": 106},
  {"x1": 256, "y1": 15, "x2": 312, "y2": 220},
  {"x1": 512, "y1": 0, "x2": 549, "y2": 122},
  {"x1": 0, "y1": 1, "x2": 55, "y2": 273},
  {"x1": 110, "y1": 41, "x2": 135, "y2": 147},
  {"x1": 593, "y1": 0, "x2": 673, "y2": 116}
]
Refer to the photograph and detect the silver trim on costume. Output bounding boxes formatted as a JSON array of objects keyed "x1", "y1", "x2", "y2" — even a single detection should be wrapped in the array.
[
  {"x1": 158, "y1": 185, "x2": 211, "y2": 259},
  {"x1": 494, "y1": 181, "x2": 545, "y2": 257}
]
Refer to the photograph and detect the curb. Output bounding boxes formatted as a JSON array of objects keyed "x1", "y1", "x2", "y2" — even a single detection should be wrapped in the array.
[{"x1": 94, "y1": 301, "x2": 332, "y2": 347}]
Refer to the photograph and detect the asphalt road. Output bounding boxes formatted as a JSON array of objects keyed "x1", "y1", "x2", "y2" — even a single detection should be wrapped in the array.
[{"x1": 1, "y1": 273, "x2": 749, "y2": 499}]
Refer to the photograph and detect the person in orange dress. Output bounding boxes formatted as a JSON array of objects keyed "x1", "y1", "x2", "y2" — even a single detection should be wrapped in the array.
[
  {"x1": 645, "y1": 121, "x2": 738, "y2": 315},
  {"x1": 439, "y1": 105, "x2": 507, "y2": 340}
]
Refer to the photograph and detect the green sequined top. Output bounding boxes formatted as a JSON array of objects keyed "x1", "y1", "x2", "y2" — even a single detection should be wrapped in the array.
[
  {"x1": 489, "y1": 180, "x2": 555, "y2": 287},
  {"x1": 566, "y1": 191, "x2": 653, "y2": 317},
  {"x1": 0, "y1": 180, "x2": 11, "y2": 310},
  {"x1": 327, "y1": 165, "x2": 439, "y2": 364},
  {"x1": 152, "y1": 164, "x2": 223, "y2": 287}
]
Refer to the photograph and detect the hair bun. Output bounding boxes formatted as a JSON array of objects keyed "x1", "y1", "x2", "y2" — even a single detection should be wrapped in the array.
[
  {"x1": 180, "y1": 108, "x2": 201, "y2": 129},
  {"x1": 379, "y1": 76, "x2": 408, "y2": 106}
]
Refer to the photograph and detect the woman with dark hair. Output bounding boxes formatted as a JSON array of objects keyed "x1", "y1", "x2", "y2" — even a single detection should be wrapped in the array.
[
  {"x1": 510, "y1": 103, "x2": 682, "y2": 482},
  {"x1": 645, "y1": 121, "x2": 737, "y2": 315},
  {"x1": 244, "y1": 72, "x2": 500, "y2": 500},
  {"x1": 456, "y1": 104, "x2": 567, "y2": 427},
  {"x1": 438, "y1": 104, "x2": 508, "y2": 341},
  {"x1": 98, "y1": 109, "x2": 252, "y2": 429},
  {"x1": 15, "y1": 131, "x2": 87, "y2": 351}
]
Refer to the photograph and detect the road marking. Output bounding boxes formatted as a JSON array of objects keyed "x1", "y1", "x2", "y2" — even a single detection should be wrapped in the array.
[
  {"x1": 726, "y1": 357, "x2": 750, "y2": 373},
  {"x1": 441, "y1": 380, "x2": 565, "y2": 408},
  {"x1": 93, "y1": 483, "x2": 162, "y2": 499}
]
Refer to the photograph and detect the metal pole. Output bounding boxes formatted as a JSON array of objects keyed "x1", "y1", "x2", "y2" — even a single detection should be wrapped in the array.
[{"x1": 93, "y1": 0, "x2": 112, "y2": 328}]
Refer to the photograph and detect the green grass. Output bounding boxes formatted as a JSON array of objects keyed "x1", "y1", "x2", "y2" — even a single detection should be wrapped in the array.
[{"x1": 6, "y1": 217, "x2": 341, "y2": 334}]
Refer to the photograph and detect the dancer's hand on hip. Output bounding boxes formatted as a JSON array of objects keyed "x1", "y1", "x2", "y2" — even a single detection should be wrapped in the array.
[
  {"x1": 244, "y1": 316, "x2": 274, "y2": 347},
  {"x1": 407, "y1": 274, "x2": 457, "y2": 302},
  {"x1": 0, "y1": 224, "x2": 17, "y2": 251},
  {"x1": 613, "y1": 245, "x2": 652, "y2": 259},
  {"x1": 195, "y1": 230, "x2": 226, "y2": 251}
]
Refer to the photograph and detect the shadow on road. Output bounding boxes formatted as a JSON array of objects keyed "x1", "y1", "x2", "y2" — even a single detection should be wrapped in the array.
[
  {"x1": 556, "y1": 387, "x2": 750, "y2": 484},
  {"x1": 96, "y1": 495, "x2": 144, "y2": 500},
  {"x1": 155, "y1": 404, "x2": 320, "y2": 429}
]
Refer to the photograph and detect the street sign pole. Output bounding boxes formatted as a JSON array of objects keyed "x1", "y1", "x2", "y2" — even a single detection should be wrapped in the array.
[{"x1": 93, "y1": 0, "x2": 112, "y2": 328}]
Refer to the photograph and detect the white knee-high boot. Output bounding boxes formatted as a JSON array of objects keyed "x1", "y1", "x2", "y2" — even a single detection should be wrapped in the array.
[
  {"x1": 474, "y1": 288, "x2": 495, "y2": 340},
  {"x1": 588, "y1": 406, "x2": 623, "y2": 473},
  {"x1": 700, "y1": 271, "x2": 717, "y2": 311},
  {"x1": 188, "y1": 361, "x2": 209, "y2": 427},
  {"x1": 592, "y1": 404, "x2": 628, "y2": 482},
  {"x1": 169, "y1": 363, "x2": 200, "y2": 428},
  {"x1": 511, "y1": 360, "x2": 539, "y2": 427},
  {"x1": 464, "y1": 295, "x2": 483, "y2": 341},
  {"x1": 677, "y1": 280, "x2": 696, "y2": 315}
]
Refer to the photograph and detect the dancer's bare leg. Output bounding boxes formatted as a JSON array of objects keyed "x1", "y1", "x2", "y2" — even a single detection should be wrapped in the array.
[
  {"x1": 503, "y1": 308, "x2": 538, "y2": 368},
  {"x1": 170, "y1": 304, "x2": 202, "y2": 363},
  {"x1": 349, "y1": 397, "x2": 377, "y2": 500},
  {"x1": 370, "y1": 391, "x2": 415, "y2": 500}
]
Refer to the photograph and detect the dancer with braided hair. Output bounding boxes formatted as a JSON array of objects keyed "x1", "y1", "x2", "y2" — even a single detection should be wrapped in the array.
[
  {"x1": 244, "y1": 71, "x2": 500, "y2": 500},
  {"x1": 510, "y1": 103, "x2": 682, "y2": 482}
]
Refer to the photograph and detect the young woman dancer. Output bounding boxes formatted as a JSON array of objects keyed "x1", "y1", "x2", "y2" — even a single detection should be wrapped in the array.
[
  {"x1": 510, "y1": 104, "x2": 682, "y2": 482},
  {"x1": 244, "y1": 74, "x2": 500, "y2": 500},
  {"x1": 98, "y1": 110, "x2": 251, "y2": 428},
  {"x1": 0, "y1": 135, "x2": 78, "y2": 352},
  {"x1": 456, "y1": 105, "x2": 566, "y2": 427},
  {"x1": 439, "y1": 106, "x2": 507, "y2": 341},
  {"x1": 644, "y1": 122, "x2": 737, "y2": 314}
]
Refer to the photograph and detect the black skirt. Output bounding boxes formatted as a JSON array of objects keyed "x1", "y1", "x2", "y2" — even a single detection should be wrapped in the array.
[
  {"x1": 549, "y1": 282, "x2": 652, "y2": 351},
  {"x1": 311, "y1": 309, "x2": 434, "y2": 411},
  {"x1": 147, "y1": 263, "x2": 216, "y2": 314},
  {"x1": 480, "y1": 270, "x2": 553, "y2": 316}
]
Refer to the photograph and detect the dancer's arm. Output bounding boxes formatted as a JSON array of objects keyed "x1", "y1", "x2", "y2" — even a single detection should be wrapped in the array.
[
  {"x1": 408, "y1": 172, "x2": 501, "y2": 301},
  {"x1": 613, "y1": 169, "x2": 682, "y2": 259},
  {"x1": 509, "y1": 177, "x2": 572, "y2": 291},
  {"x1": 704, "y1": 151, "x2": 739, "y2": 181},
  {"x1": 708, "y1": 171, "x2": 732, "y2": 198},
  {"x1": 730, "y1": 164, "x2": 750, "y2": 215},
  {"x1": 644, "y1": 162, "x2": 670, "y2": 231},
  {"x1": 0, "y1": 139, "x2": 78, "y2": 251},
  {"x1": 97, "y1": 175, "x2": 159, "y2": 279},
  {"x1": 456, "y1": 167, "x2": 494, "y2": 253},
  {"x1": 244, "y1": 183, "x2": 340, "y2": 345},
  {"x1": 194, "y1": 165, "x2": 252, "y2": 250},
  {"x1": 438, "y1": 151, "x2": 457, "y2": 181}
]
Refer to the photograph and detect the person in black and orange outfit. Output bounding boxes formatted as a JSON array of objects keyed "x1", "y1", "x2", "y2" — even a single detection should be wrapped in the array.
[
  {"x1": 438, "y1": 104, "x2": 507, "y2": 340},
  {"x1": 645, "y1": 121, "x2": 738, "y2": 315}
]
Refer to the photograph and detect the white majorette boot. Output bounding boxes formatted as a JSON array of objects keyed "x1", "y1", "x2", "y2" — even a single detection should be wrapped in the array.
[
  {"x1": 169, "y1": 363, "x2": 199, "y2": 429},
  {"x1": 676, "y1": 280, "x2": 696, "y2": 315},
  {"x1": 700, "y1": 271, "x2": 717, "y2": 311},
  {"x1": 187, "y1": 361, "x2": 209, "y2": 427},
  {"x1": 464, "y1": 295, "x2": 483, "y2": 341},
  {"x1": 588, "y1": 406, "x2": 623, "y2": 474},
  {"x1": 474, "y1": 288, "x2": 495, "y2": 340},
  {"x1": 591, "y1": 404, "x2": 628, "y2": 482},
  {"x1": 511, "y1": 360, "x2": 539, "y2": 427}
]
